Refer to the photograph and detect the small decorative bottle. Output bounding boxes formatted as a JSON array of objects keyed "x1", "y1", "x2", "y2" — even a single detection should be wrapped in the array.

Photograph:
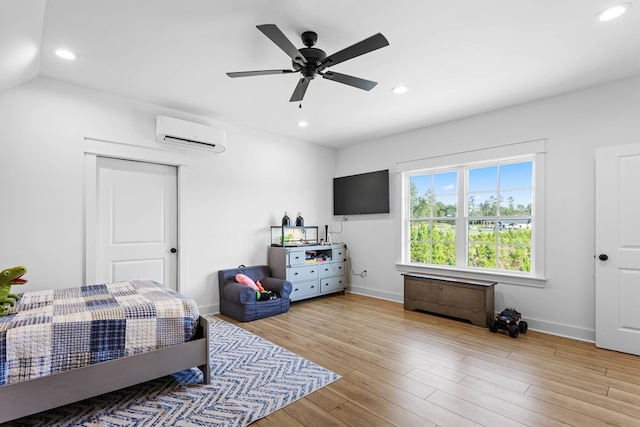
[
  {"x1": 281, "y1": 211, "x2": 290, "y2": 226},
  {"x1": 295, "y1": 212, "x2": 304, "y2": 227}
]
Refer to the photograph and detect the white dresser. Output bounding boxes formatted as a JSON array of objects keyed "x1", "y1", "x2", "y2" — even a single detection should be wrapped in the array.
[{"x1": 268, "y1": 244, "x2": 347, "y2": 301}]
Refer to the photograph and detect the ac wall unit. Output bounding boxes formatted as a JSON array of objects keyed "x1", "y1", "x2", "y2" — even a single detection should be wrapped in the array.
[{"x1": 155, "y1": 115, "x2": 226, "y2": 153}]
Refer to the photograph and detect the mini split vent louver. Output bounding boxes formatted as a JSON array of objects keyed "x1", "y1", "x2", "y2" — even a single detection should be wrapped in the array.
[{"x1": 155, "y1": 115, "x2": 226, "y2": 153}]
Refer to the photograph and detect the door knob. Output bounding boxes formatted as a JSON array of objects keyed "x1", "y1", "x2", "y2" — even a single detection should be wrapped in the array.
[
  {"x1": 598, "y1": 254, "x2": 608, "y2": 261},
  {"x1": 170, "y1": 248, "x2": 177, "y2": 254}
]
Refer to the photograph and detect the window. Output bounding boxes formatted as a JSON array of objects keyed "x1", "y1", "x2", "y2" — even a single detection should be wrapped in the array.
[
  {"x1": 402, "y1": 144, "x2": 544, "y2": 282},
  {"x1": 466, "y1": 161, "x2": 533, "y2": 272},
  {"x1": 409, "y1": 170, "x2": 458, "y2": 266}
]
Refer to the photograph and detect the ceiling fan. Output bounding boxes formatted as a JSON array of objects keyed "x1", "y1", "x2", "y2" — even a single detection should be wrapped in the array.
[{"x1": 226, "y1": 24, "x2": 389, "y2": 102}]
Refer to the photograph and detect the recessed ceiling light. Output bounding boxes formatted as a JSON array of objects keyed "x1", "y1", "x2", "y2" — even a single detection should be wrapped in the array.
[
  {"x1": 392, "y1": 86, "x2": 408, "y2": 94},
  {"x1": 596, "y1": 3, "x2": 631, "y2": 21},
  {"x1": 54, "y1": 49, "x2": 76, "y2": 60},
  {"x1": 297, "y1": 121, "x2": 308, "y2": 128}
]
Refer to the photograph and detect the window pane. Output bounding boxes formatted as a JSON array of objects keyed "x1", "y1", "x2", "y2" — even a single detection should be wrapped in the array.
[
  {"x1": 499, "y1": 190, "x2": 532, "y2": 215},
  {"x1": 432, "y1": 243, "x2": 455, "y2": 265},
  {"x1": 411, "y1": 241, "x2": 431, "y2": 263},
  {"x1": 500, "y1": 162, "x2": 532, "y2": 189},
  {"x1": 497, "y1": 226, "x2": 531, "y2": 244},
  {"x1": 468, "y1": 243, "x2": 496, "y2": 268},
  {"x1": 434, "y1": 171, "x2": 457, "y2": 194},
  {"x1": 410, "y1": 218, "x2": 456, "y2": 265},
  {"x1": 433, "y1": 220, "x2": 455, "y2": 243},
  {"x1": 411, "y1": 195, "x2": 431, "y2": 218},
  {"x1": 410, "y1": 171, "x2": 457, "y2": 218},
  {"x1": 468, "y1": 220, "x2": 495, "y2": 243},
  {"x1": 468, "y1": 192, "x2": 498, "y2": 216},
  {"x1": 468, "y1": 166, "x2": 497, "y2": 192},
  {"x1": 410, "y1": 175, "x2": 431, "y2": 197},
  {"x1": 410, "y1": 175, "x2": 432, "y2": 218},
  {"x1": 498, "y1": 245, "x2": 531, "y2": 272},
  {"x1": 410, "y1": 220, "x2": 431, "y2": 241},
  {"x1": 434, "y1": 195, "x2": 457, "y2": 217}
]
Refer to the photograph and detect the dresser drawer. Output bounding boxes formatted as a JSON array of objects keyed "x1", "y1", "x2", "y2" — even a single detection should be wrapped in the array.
[
  {"x1": 332, "y1": 247, "x2": 346, "y2": 260},
  {"x1": 319, "y1": 261, "x2": 345, "y2": 278},
  {"x1": 287, "y1": 264, "x2": 319, "y2": 282},
  {"x1": 320, "y1": 276, "x2": 346, "y2": 294},
  {"x1": 287, "y1": 250, "x2": 306, "y2": 266},
  {"x1": 290, "y1": 280, "x2": 319, "y2": 300}
]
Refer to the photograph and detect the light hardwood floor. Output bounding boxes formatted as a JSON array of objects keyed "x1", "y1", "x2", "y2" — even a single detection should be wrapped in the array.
[{"x1": 220, "y1": 293, "x2": 640, "y2": 427}]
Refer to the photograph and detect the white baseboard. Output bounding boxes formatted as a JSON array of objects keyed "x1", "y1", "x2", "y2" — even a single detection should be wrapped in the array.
[
  {"x1": 518, "y1": 317, "x2": 595, "y2": 343},
  {"x1": 199, "y1": 303, "x2": 219, "y2": 317},
  {"x1": 348, "y1": 285, "x2": 404, "y2": 303},
  {"x1": 347, "y1": 286, "x2": 595, "y2": 343}
]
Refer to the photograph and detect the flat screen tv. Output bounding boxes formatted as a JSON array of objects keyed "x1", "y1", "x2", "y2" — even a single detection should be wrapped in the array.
[{"x1": 333, "y1": 169, "x2": 390, "y2": 215}]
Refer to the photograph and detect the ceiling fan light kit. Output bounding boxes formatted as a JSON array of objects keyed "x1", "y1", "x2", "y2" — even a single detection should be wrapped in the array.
[{"x1": 227, "y1": 24, "x2": 389, "y2": 102}]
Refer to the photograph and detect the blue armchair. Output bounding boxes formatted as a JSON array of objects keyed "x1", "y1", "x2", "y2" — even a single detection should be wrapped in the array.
[{"x1": 217, "y1": 265, "x2": 292, "y2": 321}]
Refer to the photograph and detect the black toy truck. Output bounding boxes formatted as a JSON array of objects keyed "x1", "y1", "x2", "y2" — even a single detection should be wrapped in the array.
[{"x1": 488, "y1": 308, "x2": 528, "y2": 338}]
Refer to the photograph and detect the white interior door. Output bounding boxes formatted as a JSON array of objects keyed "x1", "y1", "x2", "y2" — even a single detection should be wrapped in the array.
[
  {"x1": 96, "y1": 157, "x2": 178, "y2": 289},
  {"x1": 595, "y1": 143, "x2": 640, "y2": 355}
]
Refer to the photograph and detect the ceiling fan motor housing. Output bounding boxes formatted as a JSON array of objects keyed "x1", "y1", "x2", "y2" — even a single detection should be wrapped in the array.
[{"x1": 294, "y1": 47, "x2": 326, "y2": 79}]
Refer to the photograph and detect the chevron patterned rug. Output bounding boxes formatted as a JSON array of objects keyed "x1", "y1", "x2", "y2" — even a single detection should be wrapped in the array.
[{"x1": 8, "y1": 316, "x2": 340, "y2": 426}]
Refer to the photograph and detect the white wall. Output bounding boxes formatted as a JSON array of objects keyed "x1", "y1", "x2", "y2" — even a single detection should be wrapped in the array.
[
  {"x1": 334, "y1": 75, "x2": 640, "y2": 341},
  {"x1": 3, "y1": 75, "x2": 640, "y2": 341},
  {"x1": 0, "y1": 77, "x2": 336, "y2": 314}
]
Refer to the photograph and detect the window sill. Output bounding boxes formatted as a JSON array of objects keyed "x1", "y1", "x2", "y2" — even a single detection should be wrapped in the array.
[{"x1": 395, "y1": 263, "x2": 546, "y2": 288}]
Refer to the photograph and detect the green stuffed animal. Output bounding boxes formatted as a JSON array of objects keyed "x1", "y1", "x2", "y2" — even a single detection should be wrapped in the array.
[{"x1": 0, "y1": 265, "x2": 27, "y2": 316}]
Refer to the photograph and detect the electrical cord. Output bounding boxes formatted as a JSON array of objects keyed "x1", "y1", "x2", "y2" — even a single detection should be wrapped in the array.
[
  {"x1": 328, "y1": 216, "x2": 347, "y2": 235},
  {"x1": 344, "y1": 244, "x2": 367, "y2": 278},
  {"x1": 330, "y1": 219, "x2": 367, "y2": 278}
]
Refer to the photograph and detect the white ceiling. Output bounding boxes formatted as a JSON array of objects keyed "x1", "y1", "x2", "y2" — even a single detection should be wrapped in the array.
[{"x1": 2, "y1": 0, "x2": 640, "y2": 148}]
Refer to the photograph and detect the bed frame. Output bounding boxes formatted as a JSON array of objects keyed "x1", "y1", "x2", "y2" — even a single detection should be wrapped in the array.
[{"x1": 0, "y1": 315, "x2": 211, "y2": 423}]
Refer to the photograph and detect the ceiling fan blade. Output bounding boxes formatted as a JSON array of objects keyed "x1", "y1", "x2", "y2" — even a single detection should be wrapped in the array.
[
  {"x1": 319, "y1": 33, "x2": 389, "y2": 70},
  {"x1": 322, "y1": 71, "x2": 377, "y2": 91},
  {"x1": 257, "y1": 24, "x2": 307, "y2": 66},
  {"x1": 289, "y1": 78, "x2": 310, "y2": 102},
  {"x1": 227, "y1": 69, "x2": 295, "y2": 78}
]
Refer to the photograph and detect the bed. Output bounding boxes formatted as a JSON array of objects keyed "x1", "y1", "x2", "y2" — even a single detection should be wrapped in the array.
[{"x1": 0, "y1": 280, "x2": 210, "y2": 423}]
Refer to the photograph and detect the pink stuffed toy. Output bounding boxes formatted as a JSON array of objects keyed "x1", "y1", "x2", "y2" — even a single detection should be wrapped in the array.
[{"x1": 235, "y1": 274, "x2": 265, "y2": 292}]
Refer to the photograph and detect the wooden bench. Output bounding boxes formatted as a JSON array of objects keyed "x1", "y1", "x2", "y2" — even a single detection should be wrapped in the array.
[{"x1": 403, "y1": 273, "x2": 496, "y2": 327}]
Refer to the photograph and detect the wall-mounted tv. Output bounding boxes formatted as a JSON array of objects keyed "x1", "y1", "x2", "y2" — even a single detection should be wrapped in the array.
[{"x1": 333, "y1": 169, "x2": 390, "y2": 216}]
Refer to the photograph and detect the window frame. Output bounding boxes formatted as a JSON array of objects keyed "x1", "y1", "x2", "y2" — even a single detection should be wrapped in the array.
[{"x1": 398, "y1": 139, "x2": 546, "y2": 287}]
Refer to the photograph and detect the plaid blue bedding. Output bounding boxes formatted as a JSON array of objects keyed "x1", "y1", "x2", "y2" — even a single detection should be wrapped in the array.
[{"x1": 0, "y1": 280, "x2": 199, "y2": 385}]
